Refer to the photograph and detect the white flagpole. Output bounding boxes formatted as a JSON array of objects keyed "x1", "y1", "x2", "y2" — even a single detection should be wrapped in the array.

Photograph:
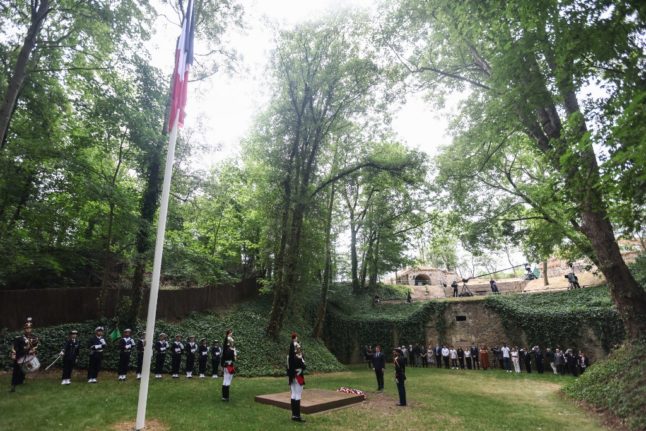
[{"x1": 135, "y1": 112, "x2": 180, "y2": 431}]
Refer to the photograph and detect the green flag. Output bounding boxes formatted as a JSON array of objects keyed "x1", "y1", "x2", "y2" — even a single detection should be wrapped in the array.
[{"x1": 109, "y1": 327, "x2": 121, "y2": 342}]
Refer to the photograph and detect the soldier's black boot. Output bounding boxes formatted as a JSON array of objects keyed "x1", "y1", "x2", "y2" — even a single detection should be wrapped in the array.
[{"x1": 292, "y1": 400, "x2": 305, "y2": 422}]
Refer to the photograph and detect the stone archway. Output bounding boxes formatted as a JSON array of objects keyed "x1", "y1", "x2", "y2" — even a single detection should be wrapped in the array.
[{"x1": 414, "y1": 273, "x2": 431, "y2": 285}]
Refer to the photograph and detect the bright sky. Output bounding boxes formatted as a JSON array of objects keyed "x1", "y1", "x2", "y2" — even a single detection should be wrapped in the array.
[
  {"x1": 146, "y1": 0, "x2": 523, "y2": 275},
  {"x1": 147, "y1": 0, "x2": 452, "y2": 170}
]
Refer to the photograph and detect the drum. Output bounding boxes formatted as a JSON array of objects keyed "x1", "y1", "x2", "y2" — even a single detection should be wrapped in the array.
[{"x1": 18, "y1": 355, "x2": 40, "y2": 373}]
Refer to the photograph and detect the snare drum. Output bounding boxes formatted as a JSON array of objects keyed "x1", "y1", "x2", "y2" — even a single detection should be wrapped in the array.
[{"x1": 19, "y1": 355, "x2": 40, "y2": 373}]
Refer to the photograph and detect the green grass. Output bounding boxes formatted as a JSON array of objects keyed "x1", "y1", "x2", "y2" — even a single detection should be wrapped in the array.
[{"x1": 1, "y1": 365, "x2": 606, "y2": 430}]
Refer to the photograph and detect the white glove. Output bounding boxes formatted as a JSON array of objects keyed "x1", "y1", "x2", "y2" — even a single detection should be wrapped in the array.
[{"x1": 59, "y1": 351, "x2": 64, "y2": 356}]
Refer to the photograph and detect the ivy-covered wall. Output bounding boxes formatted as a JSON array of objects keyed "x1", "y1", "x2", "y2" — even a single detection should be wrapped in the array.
[{"x1": 324, "y1": 287, "x2": 625, "y2": 363}]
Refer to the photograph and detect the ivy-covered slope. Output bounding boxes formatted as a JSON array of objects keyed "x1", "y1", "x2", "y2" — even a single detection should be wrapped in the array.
[
  {"x1": 563, "y1": 340, "x2": 646, "y2": 431},
  {"x1": 1, "y1": 296, "x2": 344, "y2": 377},
  {"x1": 484, "y1": 286, "x2": 625, "y2": 351},
  {"x1": 322, "y1": 284, "x2": 448, "y2": 362}
]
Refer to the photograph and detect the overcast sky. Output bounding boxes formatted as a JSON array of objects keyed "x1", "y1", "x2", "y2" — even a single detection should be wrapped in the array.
[{"x1": 146, "y1": 0, "x2": 452, "y2": 170}]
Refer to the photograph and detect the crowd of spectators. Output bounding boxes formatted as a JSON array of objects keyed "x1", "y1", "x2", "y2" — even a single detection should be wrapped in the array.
[{"x1": 363, "y1": 343, "x2": 590, "y2": 376}]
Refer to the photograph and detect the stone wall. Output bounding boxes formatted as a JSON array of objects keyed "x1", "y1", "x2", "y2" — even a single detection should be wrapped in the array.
[{"x1": 343, "y1": 300, "x2": 609, "y2": 364}]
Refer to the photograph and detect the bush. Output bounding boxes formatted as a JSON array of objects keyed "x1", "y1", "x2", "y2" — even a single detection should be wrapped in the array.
[
  {"x1": 1, "y1": 297, "x2": 344, "y2": 377},
  {"x1": 563, "y1": 340, "x2": 646, "y2": 430},
  {"x1": 484, "y1": 286, "x2": 625, "y2": 351}
]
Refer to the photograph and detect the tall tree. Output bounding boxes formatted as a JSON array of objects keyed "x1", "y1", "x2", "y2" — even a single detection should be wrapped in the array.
[{"x1": 385, "y1": 0, "x2": 646, "y2": 337}]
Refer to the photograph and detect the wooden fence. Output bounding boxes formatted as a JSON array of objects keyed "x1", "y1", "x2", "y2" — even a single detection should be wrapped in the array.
[{"x1": 0, "y1": 278, "x2": 259, "y2": 330}]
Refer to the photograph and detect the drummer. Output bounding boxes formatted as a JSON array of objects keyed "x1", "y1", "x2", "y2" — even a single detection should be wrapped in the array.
[{"x1": 10, "y1": 317, "x2": 39, "y2": 393}]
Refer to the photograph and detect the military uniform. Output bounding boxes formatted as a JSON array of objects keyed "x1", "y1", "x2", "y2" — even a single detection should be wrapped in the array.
[
  {"x1": 10, "y1": 318, "x2": 39, "y2": 392},
  {"x1": 221, "y1": 330, "x2": 236, "y2": 401},
  {"x1": 171, "y1": 336, "x2": 184, "y2": 378},
  {"x1": 60, "y1": 330, "x2": 80, "y2": 385},
  {"x1": 118, "y1": 329, "x2": 135, "y2": 381},
  {"x1": 154, "y1": 334, "x2": 169, "y2": 378},
  {"x1": 136, "y1": 333, "x2": 145, "y2": 379},
  {"x1": 185, "y1": 336, "x2": 197, "y2": 378},
  {"x1": 198, "y1": 339, "x2": 209, "y2": 378},
  {"x1": 87, "y1": 327, "x2": 107, "y2": 383},
  {"x1": 210, "y1": 341, "x2": 222, "y2": 378},
  {"x1": 288, "y1": 333, "x2": 306, "y2": 421}
]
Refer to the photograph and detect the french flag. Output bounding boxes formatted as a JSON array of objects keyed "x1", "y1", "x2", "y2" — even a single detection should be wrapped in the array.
[{"x1": 169, "y1": 0, "x2": 196, "y2": 130}]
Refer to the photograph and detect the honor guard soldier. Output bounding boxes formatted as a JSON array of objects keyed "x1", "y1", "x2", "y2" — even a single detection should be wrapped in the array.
[
  {"x1": 171, "y1": 334, "x2": 184, "y2": 378},
  {"x1": 221, "y1": 329, "x2": 236, "y2": 401},
  {"x1": 185, "y1": 335, "x2": 198, "y2": 378},
  {"x1": 198, "y1": 338, "x2": 209, "y2": 378},
  {"x1": 117, "y1": 328, "x2": 135, "y2": 381},
  {"x1": 154, "y1": 333, "x2": 169, "y2": 378},
  {"x1": 10, "y1": 317, "x2": 39, "y2": 392},
  {"x1": 136, "y1": 331, "x2": 145, "y2": 379},
  {"x1": 287, "y1": 332, "x2": 306, "y2": 422},
  {"x1": 87, "y1": 326, "x2": 106, "y2": 383},
  {"x1": 210, "y1": 340, "x2": 222, "y2": 378},
  {"x1": 60, "y1": 330, "x2": 80, "y2": 385}
]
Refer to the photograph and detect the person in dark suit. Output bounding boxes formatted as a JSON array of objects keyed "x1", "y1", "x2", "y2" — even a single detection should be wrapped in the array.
[
  {"x1": 135, "y1": 332, "x2": 145, "y2": 380},
  {"x1": 534, "y1": 346, "x2": 544, "y2": 374},
  {"x1": 393, "y1": 348, "x2": 407, "y2": 406},
  {"x1": 434, "y1": 344, "x2": 442, "y2": 368},
  {"x1": 470, "y1": 344, "x2": 480, "y2": 370},
  {"x1": 60, "y1": 330, "x2": 80, "y2": 385},
  {"x1": 372, "y1": 344, "x2": 386, "y2": 391},
  {"x1": 154, "y1": 333, "x2": 168, "y2": 378}
]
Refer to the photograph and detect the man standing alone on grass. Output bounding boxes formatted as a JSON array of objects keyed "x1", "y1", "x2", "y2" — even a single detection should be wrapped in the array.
[
  {"x1": 372, "y1": 344, "x2": 386, "y2": 391},
  {"x1": 393, "y1": 348, "x2": 407, "y2": 406}
]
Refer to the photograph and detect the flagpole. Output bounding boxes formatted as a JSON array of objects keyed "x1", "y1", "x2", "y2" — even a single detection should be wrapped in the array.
[{"x1": 135, "y1": 112, "x2": 179, "y2": 431}]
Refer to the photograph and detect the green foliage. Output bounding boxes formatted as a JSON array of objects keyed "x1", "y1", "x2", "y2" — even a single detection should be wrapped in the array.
[
  {"x1": 0, "y1": 297, "x2": 344, "y2": 377},
  {"x1": 564, "y1": 340, "x2": 646, "y2": 431},
  {"x1": 629, "y1": 253, "x2": 646, "y2": 288},
  {"x1": 484, "y1": 286, "x2": 625, "y2": 351},
  {"x1": 323, "y1": 285, "x2": 448, "y2": 363}
]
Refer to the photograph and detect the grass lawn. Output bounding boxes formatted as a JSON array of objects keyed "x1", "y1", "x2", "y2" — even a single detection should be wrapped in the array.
[{"x1": 0, "y1": 365, "x2": 606, "y2": 431}]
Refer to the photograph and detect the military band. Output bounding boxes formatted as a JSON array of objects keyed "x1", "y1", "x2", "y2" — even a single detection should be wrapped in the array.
[
  {"x1": 60, "y1": 330, "x2": 80, "y2": 385},
  {"x1": 10, "y1": 317, "x2": 39, "y2": 392},
  {"x1": 221, "y1": 329, "x2": 236, "y2": 401}
]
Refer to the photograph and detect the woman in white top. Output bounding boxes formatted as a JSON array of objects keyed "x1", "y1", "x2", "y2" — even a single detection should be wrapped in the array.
[{"x1": 511, "y1": 346, "x2": 521, "y2": 373}]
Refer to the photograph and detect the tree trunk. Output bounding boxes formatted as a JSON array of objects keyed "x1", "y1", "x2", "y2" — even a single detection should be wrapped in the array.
[
  {"x1": 129, "y1": 149, "x2": 162, "y2": 328},
  {"x1": 368, "y1": 233, "x2": 380, "y2": 289},
  {"x1": 0, "y1": 0, "x2": 50, "y2": 148},
  {"x1": 349, "y1": 220, "x2": 360, "y2": 293},
  {"x1": 313, "y1": 185, "x2": 335, "y2": 338},
  {"x1": 543, "y1": 260, "x2": 549, "y2": 286},
  {"x1": 581, "y1": 209, "x2": 646, "y2": 338}
]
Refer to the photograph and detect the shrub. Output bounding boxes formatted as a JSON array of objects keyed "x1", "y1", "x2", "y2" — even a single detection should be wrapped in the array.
[{"x1": 563, "y1": 340, "x2": 646, "y2": 431}]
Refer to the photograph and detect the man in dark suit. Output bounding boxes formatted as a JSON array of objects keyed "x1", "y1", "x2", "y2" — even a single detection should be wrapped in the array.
[{"x1": 372, "y1": 344, "x2": 386, "y2": 391}]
